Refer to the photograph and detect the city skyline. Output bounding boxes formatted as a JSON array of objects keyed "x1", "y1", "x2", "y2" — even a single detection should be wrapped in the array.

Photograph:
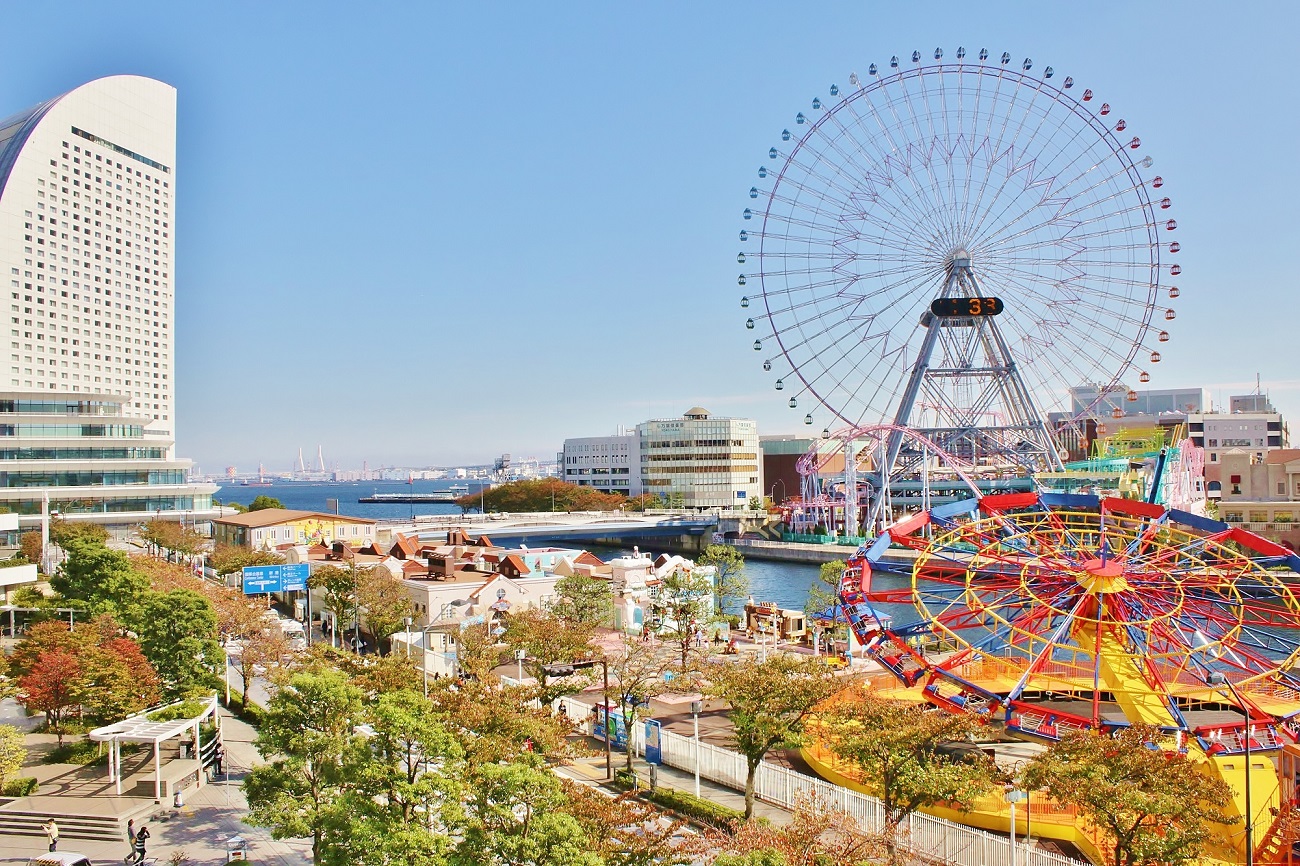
[{"x1": 0, "y1": 1, "x2": 1293, "y2": 468}]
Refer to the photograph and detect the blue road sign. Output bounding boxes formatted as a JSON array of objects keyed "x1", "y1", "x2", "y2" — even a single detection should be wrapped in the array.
[{"x1": 241, "y1": 563, "x2": 309, "y2": 595}]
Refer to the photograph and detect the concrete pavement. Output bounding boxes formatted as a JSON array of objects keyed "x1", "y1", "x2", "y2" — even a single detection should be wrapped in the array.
[{"x1": 0, "y1": 709, "x2": 311, "y2": 866}]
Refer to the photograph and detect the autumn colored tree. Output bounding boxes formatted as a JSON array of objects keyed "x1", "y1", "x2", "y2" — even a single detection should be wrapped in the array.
[
  {"x1": 9, "y1": 620, "x2": 91, "y2": 676},
  {"x1": 603, "y1": 634, "x2": 678, "y2": 775},
  {"x1": 451, "y1": 621, "x2": 502, "y2": 682},
  {"x1": 454, "y1": 478, "x2": 626, "y2": 514},
  {"x1": 20, "y1": 649, "x2": 82, "y2": 745},
  {"x1": 706, "y1": 654, "x2": 844, "y2": 819},
  {"x1": 503, "y1": 608, "x2": 595, "y2": 704},
  {"x1": 233, "y1": 626, "x2": 291, "y2": 708},
  {"x1": 561, "y1": 779, "x2": 689, "y2": 866},
  {"x1": 18, "y1": 531, "x2": 41, "y2": 569},
  {"x1": 48, "y1": 518, "x2": 108, "y2": 548},
  {"x1": 426, "y1": 676, "x2": 573, "y2": 765},
  {"x1": 78, "y1": 637, "x2": 162, "y2": 723},
  {"x1": 1021, "y1": 724, "x2": 1235, "y2": 866},
  {"x1": 209, "y1": 544, "x2": 284, "y2": 577},
  {"x1": 826, "y1": 692, "x2": 1001, "y2": 863},
  {"x1": 699, "y1": 794, "x2": 884, "y2": 866},
  {"x1": 354, "y1": 566, "x2": 413, "y2": 653}
]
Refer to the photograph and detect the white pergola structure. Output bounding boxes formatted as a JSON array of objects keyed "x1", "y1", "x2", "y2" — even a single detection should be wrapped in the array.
[{"x1": 89, "y1": 694, "x2": 220, "y2": 801}]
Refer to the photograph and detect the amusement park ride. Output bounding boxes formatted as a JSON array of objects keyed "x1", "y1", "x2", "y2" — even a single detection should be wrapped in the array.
[{"x1": 741, "y1": 49, "x2": 1299, "y2": 864}]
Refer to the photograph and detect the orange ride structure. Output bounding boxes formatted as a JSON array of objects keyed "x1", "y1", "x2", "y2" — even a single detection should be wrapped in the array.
[{"x1": 807, "y1": 491, "x2": 1300, "y2": 864}]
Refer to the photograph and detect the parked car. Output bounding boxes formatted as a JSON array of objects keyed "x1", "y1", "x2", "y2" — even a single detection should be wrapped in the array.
[{"x1": 28, "y1": 854, "x2": 94, "y2": 866}]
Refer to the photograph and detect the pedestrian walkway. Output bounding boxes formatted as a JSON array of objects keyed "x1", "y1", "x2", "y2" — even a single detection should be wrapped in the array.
[
  {"x1": 557, "y1": 741, "x2": 792, "y2": 826},
  {"x1": 0, "y1": 708, "x2": 311, "y2": 866}
]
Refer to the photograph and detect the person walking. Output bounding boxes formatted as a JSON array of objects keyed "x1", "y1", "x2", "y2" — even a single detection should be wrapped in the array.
[
  {"x1": 125, "y1": 819, "x2": 136, "y2": 861},
  {"x1": 41, "y1": 818, "x2": 58, "y2": 851},
  {"x1": 132, "y1": 824, "x2": 150, "y2": 864},
  {"x1": 214, "y1": 742, "x2": 226, "y2": 777}
]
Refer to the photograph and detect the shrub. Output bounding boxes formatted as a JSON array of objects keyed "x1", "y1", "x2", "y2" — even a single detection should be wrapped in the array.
[
  {"x1": 42, "y1": 738, "x2": 105, "y2": 766},
  {"x1": 146, "y1": 699, "x2": 208, "y2": 723},
  {"x1": 2, "y1": 776, "x2": 37, "y2": 796},
  {"x1": 611, "y1": 769, "x2": 746, "y2": 827},
  {"x1": 644, "y1": 786, "x2": 746, "y2": 827}
]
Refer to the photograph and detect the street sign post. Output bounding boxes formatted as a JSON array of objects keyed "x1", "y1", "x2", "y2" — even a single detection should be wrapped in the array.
[{"x1": 241, "y1": 563, "x2": 309, "y2": 595}]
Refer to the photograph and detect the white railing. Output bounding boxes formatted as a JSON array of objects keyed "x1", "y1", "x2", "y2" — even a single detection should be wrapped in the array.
[{"x1": 558, "y1": 697, "x2": 1090, "y2": 866}]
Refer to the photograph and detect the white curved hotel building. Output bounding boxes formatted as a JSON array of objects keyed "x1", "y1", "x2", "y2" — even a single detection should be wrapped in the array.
[{"x1": 0, "y1": 75, "x2": 214, "y2": 532}]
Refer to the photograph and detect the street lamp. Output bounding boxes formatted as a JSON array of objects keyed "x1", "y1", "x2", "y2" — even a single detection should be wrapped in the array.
[
  {"x1": 690, "y1": 699, "x2": 702, "y2": 797},
  {"x1": 1208, "y1": 671, "x2": 1255, "y2": 866},
  {"x1": 1005, "y1": 788, "x2": 1027, "y2": 866},
  {"x1": 421, "y1": 599, "x2": 470, "y2": 697},
  {"x1": 770, "y1": 479, "x2": 786, "y2": 506},
  {"x1": 542, "y1": 658, "x2": 612, "y2": 780}
]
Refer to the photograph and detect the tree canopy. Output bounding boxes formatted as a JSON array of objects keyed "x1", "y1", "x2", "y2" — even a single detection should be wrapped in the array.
[
  {"x1": 1021, "y1": 724, "x2": 1235, "y2": 866},
  {"x1": 455, "y1": 479, "x2": 627, "y2": 513},
  {"x1": 825, "y1": 692, "x2": 1001, "y2": 862},
  {"x1": 706, "y1": 654, "x2": 844, "y2": 819}
]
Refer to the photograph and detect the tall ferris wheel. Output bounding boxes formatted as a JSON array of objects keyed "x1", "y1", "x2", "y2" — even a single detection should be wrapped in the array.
[{"x1": 741, "y1": 48, "x2": 1176, "y2": 478}]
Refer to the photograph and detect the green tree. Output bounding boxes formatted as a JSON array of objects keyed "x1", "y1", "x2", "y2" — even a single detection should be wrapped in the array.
[
  {"x1": 706, "y1": 654, "x2": 844, "y2": 820},
  {"x1": 354, "y1": 566, "x2": 413, "y2": 654},
  {"x1": 826, "y1": 693, "x2": 1000, "y2": 863},
  {"x1": 52, "y1": 539, "x2": 149, "y2": 624},
  {"x1": 244, "y1": 669, "x2": 365, "y2": 865},
  {"x1": 1021, "y1": 725, "x2": 1235, "y2": 866},
  {"x1": 805, "y1": 560, "x2": 846, "y2": 646},
  {"x1": 137, "y1": 589, "x2": 221, "y2": 696},
  {"x1": 48, "y1": 518, "x2": 108, "y2": 548},
  {"x1": 321, "y1": 690, "x2": 463, "y2": 866},
  {"x1": 248, "y1": 495, "x2": 286, "y2": 512},
  {"x1": 308, "y1": 565, "x2": 357, "y2": 648},
  {"x1": 748, "y1": 496, "x2": 763, "y2": 511},
  {"x1": 653, "y1": 567, "x2": 719, "y2": 675},
  {"x1": 452, "y1": 760, "x2": 602, "y2": 866},
  {"x1": 0, "y1": 724, "x2": 25, "y2": 791},
  {"x1": 697, "y1": 543, "x2": 749, "y2": 614},
  {"x1": 549, "y1": 573, "x2": 612, "y2": 628}
]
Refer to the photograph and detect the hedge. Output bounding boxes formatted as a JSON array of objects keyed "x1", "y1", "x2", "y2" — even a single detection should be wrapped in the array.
[{"x1": 3, "y1": 777, "x2": 38, "y2": 796}]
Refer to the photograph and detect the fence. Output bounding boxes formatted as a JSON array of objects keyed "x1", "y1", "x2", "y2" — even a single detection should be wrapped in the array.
[{"x1": 559, "y1": 697, "x2": 1091, "y2": 866}]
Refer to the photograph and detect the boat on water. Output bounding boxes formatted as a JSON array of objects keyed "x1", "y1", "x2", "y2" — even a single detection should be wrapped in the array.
[{"x1": 358, "y1": 485, "x2": 471, "y2": 504}]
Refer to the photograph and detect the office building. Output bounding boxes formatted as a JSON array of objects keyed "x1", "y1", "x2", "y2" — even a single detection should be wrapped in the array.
[
  {"x1": 0, "y1": 75, "x2": 214, "y2": 531},
  {"x1": 637, "y1": 407, "x2": 761, "y2": 509},
  {"x1": 560, "y1": 433, "x2": 642, "y2": 496}
]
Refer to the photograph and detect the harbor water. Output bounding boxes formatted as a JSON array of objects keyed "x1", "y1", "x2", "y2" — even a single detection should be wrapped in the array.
[{"x1": 212, "y1": 480, "x2": 918, "y2": 621}]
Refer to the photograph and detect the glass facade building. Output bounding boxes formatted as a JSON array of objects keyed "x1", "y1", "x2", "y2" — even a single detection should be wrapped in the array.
[
  {"x1": 637, "y1": 408, "x2": 761, "y2": 509},
  {"x1": 0, "y1": 77, "x2": 214, "y2": 531}
]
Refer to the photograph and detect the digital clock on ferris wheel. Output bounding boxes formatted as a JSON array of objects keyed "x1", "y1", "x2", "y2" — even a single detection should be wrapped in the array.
[{"x1": 929, "y1": 297, "x2": 1005, "y2": 318}]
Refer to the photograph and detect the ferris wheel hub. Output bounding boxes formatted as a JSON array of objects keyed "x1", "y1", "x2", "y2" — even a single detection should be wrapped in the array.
[
  {"x1": 1075, "y1": 556, "x2": 1129, "y2": 593},
  {"x1": 945, "y1": 247, "x2": 973, "y2": 273}
]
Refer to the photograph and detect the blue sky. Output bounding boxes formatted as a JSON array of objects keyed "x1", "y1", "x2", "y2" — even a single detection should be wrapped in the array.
[{"x1": 0, "y1": 1, "x2": 1294, "y2": 472}]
